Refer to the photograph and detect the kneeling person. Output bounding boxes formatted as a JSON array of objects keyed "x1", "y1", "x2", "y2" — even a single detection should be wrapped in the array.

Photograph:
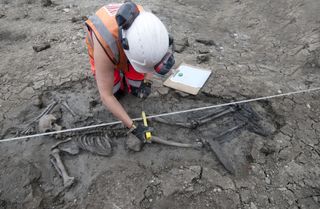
[{"x1": 85, "y1": 1, "x2": 175, "y2": 141}]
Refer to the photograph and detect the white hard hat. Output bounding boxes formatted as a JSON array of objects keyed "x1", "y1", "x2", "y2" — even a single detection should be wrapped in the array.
[{"x1": 122, "y1": 11, "x2": 169, "y2": 73}]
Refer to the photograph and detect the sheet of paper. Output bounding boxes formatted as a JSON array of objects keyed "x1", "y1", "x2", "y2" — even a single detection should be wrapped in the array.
[{"x1": 170, "y1": 65, "x2": 211, "y2": 88}]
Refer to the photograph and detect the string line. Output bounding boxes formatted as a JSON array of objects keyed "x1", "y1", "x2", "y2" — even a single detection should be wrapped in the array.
[{"x1": 1, "y1": 87, "x2": 319, "y2": 143}]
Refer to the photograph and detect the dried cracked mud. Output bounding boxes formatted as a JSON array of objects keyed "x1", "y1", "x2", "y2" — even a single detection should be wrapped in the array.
[{"x1": 0, "y1": 0, "x2": 319, "y2": 209}]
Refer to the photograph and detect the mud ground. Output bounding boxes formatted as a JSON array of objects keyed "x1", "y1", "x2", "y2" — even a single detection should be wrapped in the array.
[{"x1": 0, "y1": 0, "x2": 320, "y2": 208}]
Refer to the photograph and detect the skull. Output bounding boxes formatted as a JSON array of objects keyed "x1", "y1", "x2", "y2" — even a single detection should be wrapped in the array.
[{"x1": 39, "y1": 114, "x2": 62, "y2": 133}]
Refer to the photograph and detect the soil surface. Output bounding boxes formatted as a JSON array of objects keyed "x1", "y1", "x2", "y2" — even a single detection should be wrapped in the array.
[{"x1": 1, "y1": 0, "x2": 320, "y2": 209}]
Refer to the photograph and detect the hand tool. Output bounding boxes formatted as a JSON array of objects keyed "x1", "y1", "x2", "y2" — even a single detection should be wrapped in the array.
[{"x1": 141, "y1": 111, "x2": 152, "y2": 141}]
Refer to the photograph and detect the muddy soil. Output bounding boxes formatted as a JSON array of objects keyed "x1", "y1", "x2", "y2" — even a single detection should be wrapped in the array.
[{"x1": 0, "y1": 0, "x2": 320, "y2": 209}]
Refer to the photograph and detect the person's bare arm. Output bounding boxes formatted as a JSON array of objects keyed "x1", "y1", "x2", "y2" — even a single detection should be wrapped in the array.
[{"x1": 93, "y1": 34, "x2": 133, "y2": 128}]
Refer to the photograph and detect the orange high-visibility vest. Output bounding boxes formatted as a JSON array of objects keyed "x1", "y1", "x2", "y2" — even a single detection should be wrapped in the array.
[{"x1": 85, "y1": 3, "x2": 143, "y2": 73}]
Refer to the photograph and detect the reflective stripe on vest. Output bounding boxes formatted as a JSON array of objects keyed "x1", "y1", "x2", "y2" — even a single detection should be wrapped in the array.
[
  {"x1": 85, "y1": 4, "x2": 144, "y2": 73},
  {"x1": 113, "y1": 80, "x2": 121, "y2": 93},
  {"x1": 126, "y1": 78, "x2": 142, "y2": 88},
  {"x1": 88, "y1": 15, "x2": 120, "y2": 63}
]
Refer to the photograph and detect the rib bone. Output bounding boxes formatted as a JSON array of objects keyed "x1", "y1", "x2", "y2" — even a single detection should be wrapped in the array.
[{"x1": 76, "y1": 134, "x2": 112, "y2": 156}]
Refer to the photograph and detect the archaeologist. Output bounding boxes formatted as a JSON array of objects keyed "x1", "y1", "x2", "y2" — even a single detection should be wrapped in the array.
[{"x1": 85, "y1": 1, "x2": 175, "y2": 142}]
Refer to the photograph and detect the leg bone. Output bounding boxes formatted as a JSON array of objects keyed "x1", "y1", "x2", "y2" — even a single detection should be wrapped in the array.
[
  {"x1": 216, "y1": 123, "x2": 247, "y2": 144},
  {"x1": 61, "y1": 101, "x2": 76, "y2": 117},
  {"x1": 153, "y1": 106, "x2": 235, "y2": 129},
  {"x1": 51, "y1": 138, "x2": 81, "y2": 155},
  {"x1": 195, "y1": 106, "x2": 236, "y2": 125},
  {"x1": 50, "y1": 148, "x2": 75, "y2": 188},
  {"x1": 151, "y1": 136, "x2": 203, "y2": 149}
]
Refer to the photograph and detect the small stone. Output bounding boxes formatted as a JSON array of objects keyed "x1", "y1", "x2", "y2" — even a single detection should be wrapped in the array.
[
  {"x1": 174, "y1": 37, "x2": 189, "y2": 53},
  {"x1": 185, "y1": 186, "x2": 194, "y2": 192},
  {"x1": 71, "y1": 16, "x2": 87, "y2": 23},
  {"x1": 19, "y1": 87, "x2": 35, "y2": 99},
  {"x1": 33, "y1": 42, "x2": 51, "y2": 52},
  {"x1": 265, "y1": 177, "x2": 271, "y2": 185},
  {"x1": 176, "y1": 91, "x2": 189, "y2": 97},
  {"x1": 198, "y1": 47, "x2": 210, "y2": 54},
  {"x1": 33, "y1": 80, "x2": 45, "y2": 90},
  {"x1": 32, "y1": 96, "x2": 43, "y2": 107},
  {"x1": 144, "y1": 187, "x2": 153, "y2": 198},
  {"x1": 63, "y1": 8, "x2": 70, "y2": 13},
  {"x1": 213, "y1": 187, "x2": 222, "y2": 192},
  {"x1": 231, "y1": 33, "x2": 238, "y2": 38},
  {"x1": 126, "y1": 133, "x2": 143, "y2": 152},
  {"x1": 260, "y1": 141, "x2": 276, "y2": 155},
  {"x1": 250, "y1": 202, "x2": 258, "y2": 209},
  {"x1": 306, "y1": 103, "x2": 311, "y2": 109},
  {"x1": 196, "y1": 38, "x2": 215, "y2": 46},
  {"x1": 174, "y1": 45, "x2": 186, "y2": 53},
  {"x1": 240, "y1": 189, "x2": 251, "y2": 203},
  {"x1": 313, "y1": 196, "x2": 318, "y2": 202},
  {"x1": 176, "y1": 37, "x2": 189, "y2": 46},
  {"x1": 278, "y1": 148, "x2": 291, "y2": 161},
  {"x1": 268, "y1": 197, "x2": 274, "y2": 204},
  {"x1": 197, "y1": 54, "x2": 210, "y2": 64},
  {"x1": 157, "y1": 87, "x2": 169, "y2": 95},
  {"x1": 41, "y1": 0, "x2": 52, "y2": 7}
]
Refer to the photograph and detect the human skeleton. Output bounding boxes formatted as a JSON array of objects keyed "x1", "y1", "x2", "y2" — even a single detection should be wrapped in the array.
[{"x1": 19, "y1": 99, "x2": 272, "y2": 188}]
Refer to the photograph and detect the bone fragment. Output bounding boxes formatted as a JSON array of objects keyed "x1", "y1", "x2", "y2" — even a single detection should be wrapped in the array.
[{"x1": 50, "y1": 149, "x2": 75, "y2": 188}]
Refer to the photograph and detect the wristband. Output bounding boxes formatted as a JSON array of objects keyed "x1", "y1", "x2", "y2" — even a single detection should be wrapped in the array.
[{"x1": 126, "y1": 122, "x2": 136, "y2": 134}]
